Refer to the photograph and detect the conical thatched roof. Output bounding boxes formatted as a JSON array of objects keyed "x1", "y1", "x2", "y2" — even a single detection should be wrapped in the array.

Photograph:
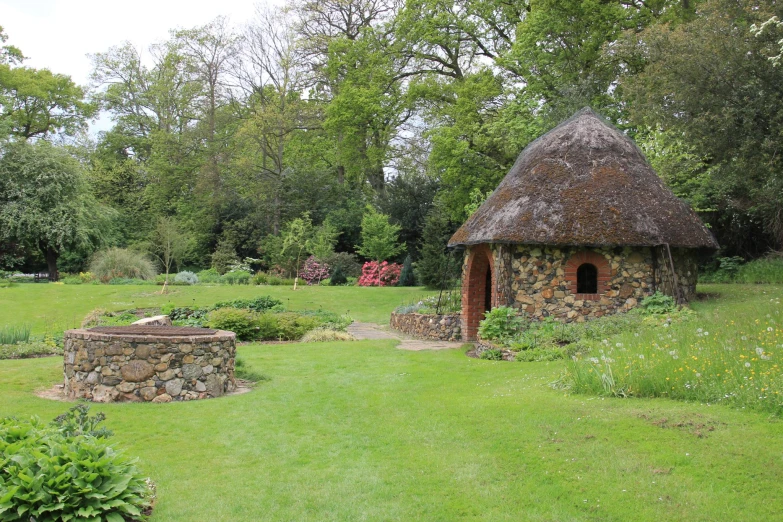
[{"x1": 448, "y1": 107, "x2": 718, "y2": 249}]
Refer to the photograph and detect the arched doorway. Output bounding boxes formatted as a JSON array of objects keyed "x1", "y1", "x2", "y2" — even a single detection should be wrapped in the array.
[{"x1": 462, "y1": 244, "x2": 494, "y2": 340}]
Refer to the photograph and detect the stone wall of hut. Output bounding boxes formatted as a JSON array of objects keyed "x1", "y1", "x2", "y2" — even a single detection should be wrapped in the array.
[{"x1": 462, "y1": 244, "x2": 697, "y2": 328}]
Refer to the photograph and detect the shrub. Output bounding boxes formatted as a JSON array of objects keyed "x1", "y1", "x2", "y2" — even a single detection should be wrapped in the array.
[
  {"x1": 61, "y1": 275, "x2": 83, "y2": 284},
  {"x1": 478, "y1": 306, "x2": 526, "y2": 342},
  {"x1": 252, "y1": 272, "x2": 268, "y2": 285},
  {"x1": 357, "y1": 261, "x2": 402, "y2": 286},
  {"x1": 301, "y1": 328, "x2": 356, "y2": 343},
  {"x1": 174, "y1": 271, "x2": 198, "y2": 285},
  {"x1": 89, "y1": 248, "x2": 156, "y2": 283},
  {"x1": 220, "y1": 270, "x2": 252, "y2": 285},
  {"x1": 275, "y1": 313, "x2": 322, "y2": 341},
  {"x1": 256, "y1": 313, "x2": 280, "y2": 340},
  {"x1": 197, "y1": 268, "x2": 221, "y2": 283},
  {"x1": 212, "y1": 296, "x2": 282, "y2": 313},
  {"x1": 323, "y1": 252, "x2": 362, "y2": 277},
  {"x1": 0, "y1": 324, "x2": 31, "y2": 345},
  {"x1": 329, "y1": 265, "x2": 348, "y2": 285},
  {"x1": 207, "y1": 308, "x2": 258, "y2": 341},
  {"x1": 300, "y1": 256, "x2": 331, "y2": 285},
  {"x1": 0, "y1": 414, "x2": 150, "y2": 521}
]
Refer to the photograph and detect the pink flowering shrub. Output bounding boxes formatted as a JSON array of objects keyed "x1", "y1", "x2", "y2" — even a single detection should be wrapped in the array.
[
  {"x1": 300, "y1": 256, "x2": 331, "y2": 285},
  {"x1": 357, "y1": 261, "x2": 402, "y2": 287}
]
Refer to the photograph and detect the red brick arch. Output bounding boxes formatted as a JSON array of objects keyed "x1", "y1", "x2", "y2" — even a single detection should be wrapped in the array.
[
  {"x1": 564, "y1": 251, "x2": 611, "y2": 301},
  {"x1": 461, "y1": 244, "x2": 496, "y2": 341}
]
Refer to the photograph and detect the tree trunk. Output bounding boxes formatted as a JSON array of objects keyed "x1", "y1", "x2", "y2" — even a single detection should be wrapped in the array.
[{"x1": 44, "y1": 246, "x2": 59, "y2": 282}]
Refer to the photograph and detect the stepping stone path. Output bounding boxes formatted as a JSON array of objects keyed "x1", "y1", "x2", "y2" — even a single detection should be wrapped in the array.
[{"x1": 347, "y1": 322, "x2": 467, "y2": 351}]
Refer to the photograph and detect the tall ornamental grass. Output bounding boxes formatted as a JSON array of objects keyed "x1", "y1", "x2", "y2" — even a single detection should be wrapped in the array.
[
  {"x1": 0, "y1": 324, "x2": 31, "y2": 344},
  {"x1": 564, "y1": 295, "x2": 783, "y2": 415},
  {"x1": 89, "y1": 248, "x2": 157, "y2": 283}
]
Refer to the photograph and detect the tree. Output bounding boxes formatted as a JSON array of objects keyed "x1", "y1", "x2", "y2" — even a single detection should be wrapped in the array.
[
  {"x1": 0, "y1": 27, "x2": 94, "y2": 140},
  {"x1": 376, "y1": 170, "x2": 439, "y2": 258},
  {"x1": 281, "y1": 213, "x2": 314, "y2": 289},
  {"x1": 308, "y1": 221, "x2": 340, "y2": 261},
  {"x1": 356, "y1": 206, "x2": 405, "y2": 262},
  {"x1": 415, "y1": 203, "x2": 458, "y2": 287},
  {"x1": 621, "y1": 0, "x2": 783, "y2": 255},
  {"x1": 0, "y1": 141, "x2": 112, "y2": 280},
  {"x1": 149, "y1": 216, "x2": 191, "y2": 293}
]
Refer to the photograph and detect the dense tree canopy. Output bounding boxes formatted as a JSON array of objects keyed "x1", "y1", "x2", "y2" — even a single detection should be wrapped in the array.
[{"x1": 1, "y1": 0, "x2": 782, "y2": 278}]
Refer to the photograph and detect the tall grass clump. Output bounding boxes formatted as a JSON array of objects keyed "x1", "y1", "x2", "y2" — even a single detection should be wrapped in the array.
[
  {"x1": 0, "y1": 324, "x2": 31, "y2": 344},
  {"x1": 89, "y1": 248, "x2": 157, "y2": 283},
  {"x1": 735, "y1": 257, "x2": 783, "y2": 284},
  {"x1": 702, "y1": 254, "x2": 783, "y2": 284},
  {"x1": 563, "y1": 295, "x2": 783, "y2": 415}
]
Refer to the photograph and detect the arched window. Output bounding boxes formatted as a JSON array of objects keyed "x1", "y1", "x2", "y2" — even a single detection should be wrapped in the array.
[{"x1": 577, "y1": 263, "x2": 598, "y2": 294}]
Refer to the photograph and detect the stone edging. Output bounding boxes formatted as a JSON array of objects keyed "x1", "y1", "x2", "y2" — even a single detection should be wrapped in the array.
[{"x1": 389, "y1": 312, "x2": 462, "y2": 342}]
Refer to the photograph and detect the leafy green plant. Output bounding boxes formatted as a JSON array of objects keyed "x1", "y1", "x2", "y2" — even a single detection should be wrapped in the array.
[
  {"x1": 207, "y1": 308, "x2": 258, "y2": 341},
  {"x1": 52, "y1": 404, "x2": 113, "y2": 439},
  {"x1": 89, "y1": 248, "x2": 157, "y2": 283},
  {"x1": 478, "y1": 306, "x2": 526, "y2": 342},
  {"x1": 479, "y1": 349, "x2": 504, "y2": 361},
  {"x1": 0, "y1": 341, "x2": 62, "y2": 360},
  {"x1": 0, "y1": 414, "x2": 150, "y2": 521},
  {"x1": 638, "y1": 292, "x2": 677, "y2": 315},
  {"x1": 0, "y1": 324, "x2": 30, "y2": 345}
]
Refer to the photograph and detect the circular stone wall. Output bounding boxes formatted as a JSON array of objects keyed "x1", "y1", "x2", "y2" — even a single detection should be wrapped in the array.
[{"x1": 63, "y1": 326, "x2": 236, "y2": 403}]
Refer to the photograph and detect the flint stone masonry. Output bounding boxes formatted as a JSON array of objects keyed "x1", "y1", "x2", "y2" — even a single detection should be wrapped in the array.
[
  {"x1": 462, "y1": 244, "x2": 697, "y2": 331},
  {"x1": 63, "y1": 328, "x2": 236, "y2": 403},
  {"x1": 390, "y1": 312, "x2": 461, "y2": 341}
]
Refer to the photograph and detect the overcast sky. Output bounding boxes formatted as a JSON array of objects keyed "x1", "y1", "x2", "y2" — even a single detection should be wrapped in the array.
[{"x1": 0, "y1": 0, "x2": 273, "y2": 132}]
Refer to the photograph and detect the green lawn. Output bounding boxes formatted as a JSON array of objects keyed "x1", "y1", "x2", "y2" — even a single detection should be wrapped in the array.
[
  {"x1": 1, "y1": 284, "x2": 783, "y2": 520},
  {"x1": 0, "y1": 283, "x2": 434, "y2": 335}
]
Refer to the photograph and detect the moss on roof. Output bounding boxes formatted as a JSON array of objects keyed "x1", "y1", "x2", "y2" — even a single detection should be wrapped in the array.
[{"x1": 448, "y1": 107, "x2": 718, "y2": 250}]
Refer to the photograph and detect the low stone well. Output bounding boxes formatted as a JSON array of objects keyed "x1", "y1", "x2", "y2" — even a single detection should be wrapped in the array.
[{"x1": 63, "y1": 326, "x2": 236, "y2": 403}]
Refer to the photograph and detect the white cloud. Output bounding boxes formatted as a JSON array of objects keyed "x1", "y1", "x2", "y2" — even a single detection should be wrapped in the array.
[
  {"x1": 0, "y1": 0, "x2": 272, "y2": 85},
  {"x1": 0, "y1": 0, "x2": 276, "y2": 133}
]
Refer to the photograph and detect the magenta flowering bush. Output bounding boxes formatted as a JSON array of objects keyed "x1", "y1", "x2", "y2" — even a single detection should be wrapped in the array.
[
  {"x1": 300, "y1": 256, "x2": 331, "y2": 285},
  {"x1": 357, "y1": 261, "x2": 402, "y2": 287}
]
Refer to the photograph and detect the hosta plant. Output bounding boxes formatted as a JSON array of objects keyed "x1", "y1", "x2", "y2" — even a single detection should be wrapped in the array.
[{"x1": 0, "y1": 415, "x2": 151, "y2": 521}]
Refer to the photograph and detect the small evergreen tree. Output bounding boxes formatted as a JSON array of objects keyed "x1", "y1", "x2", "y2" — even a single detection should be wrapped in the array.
[
  {"x1": 329, "y1": 265, "x2": 347, "y2": 285},
  {"x1": 415, "y1": 204, "x2": 459, "y2": 288},
  {"x1": 398, "y1": 254, "x2": 416, "y2": 286}
]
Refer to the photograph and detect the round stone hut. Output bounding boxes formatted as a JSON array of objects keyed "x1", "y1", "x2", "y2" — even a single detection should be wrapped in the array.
[{"x1": 448, "y1": 107, "x2": 718, "y2": 340}]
